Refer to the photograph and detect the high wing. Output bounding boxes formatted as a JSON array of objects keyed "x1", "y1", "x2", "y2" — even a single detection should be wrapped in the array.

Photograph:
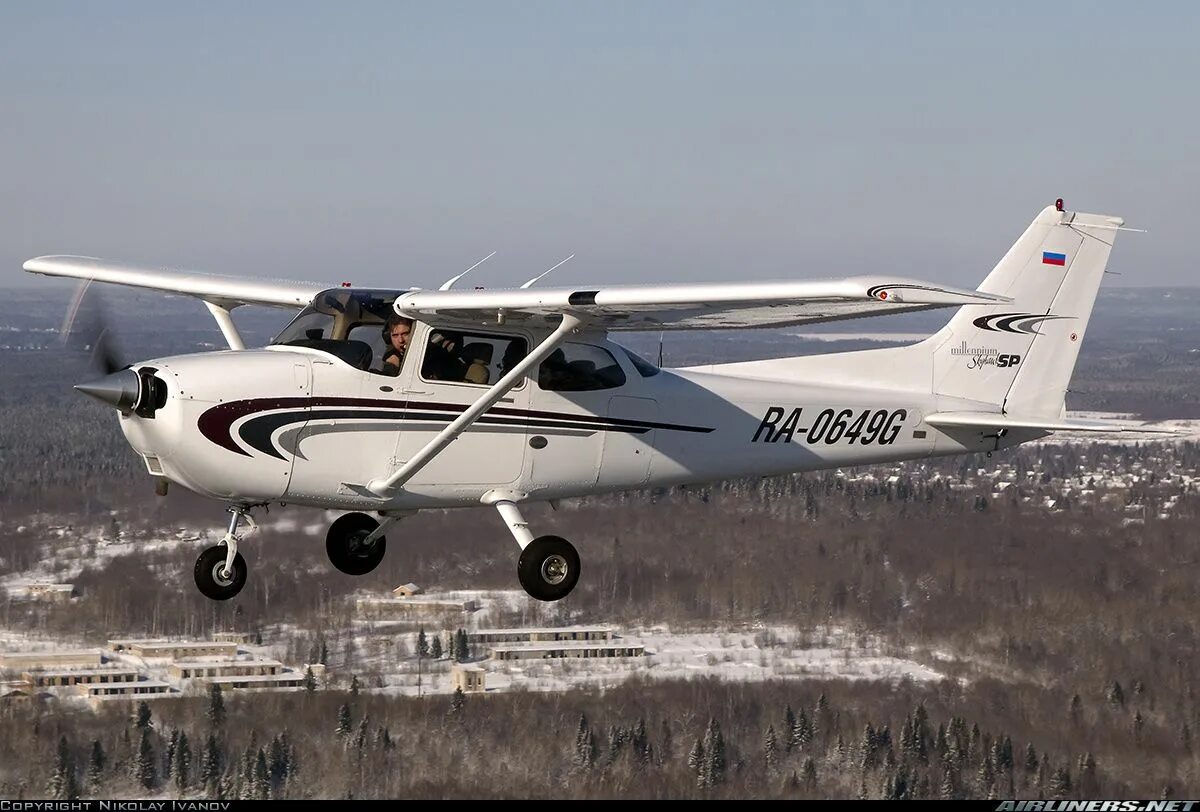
[
  {"x1": 394, "y1": 277, "x2": 1011, "y2": 331},
  {"x1": 23, "y1": 255, "x2": 327, "y2": 309}
]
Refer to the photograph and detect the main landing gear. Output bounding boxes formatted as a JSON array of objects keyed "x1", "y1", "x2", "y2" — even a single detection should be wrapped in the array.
[
  {"x1": 492, "y1": 497, "x2": 580, "y2": 601},
  {"x1": 326, "y1": 512, "x2": 393, "y2": 576},
  {"x1": 194, "y1": 506, "x2": 256, "y2": 601}
]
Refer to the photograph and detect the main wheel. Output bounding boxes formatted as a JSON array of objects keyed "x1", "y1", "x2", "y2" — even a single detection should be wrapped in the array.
[
  {"x1": 517, "y1": 535, "x2": 581, "y2": 601},
  {"x1": 194, "y1": 545, "x2": 247, "y2": 601},
  {"x1": 327, "y1": 512, "x2": 386, "y2": 575}
]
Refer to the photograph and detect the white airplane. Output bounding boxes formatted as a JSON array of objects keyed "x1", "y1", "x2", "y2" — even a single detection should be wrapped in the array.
[{"x1": 25, "y1": 202, "x2": 1159, "y2": 602}]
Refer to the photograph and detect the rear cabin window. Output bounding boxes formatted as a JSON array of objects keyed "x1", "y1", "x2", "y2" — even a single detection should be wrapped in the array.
[
  {"x1": 538, "y1": 343, "x2": 627, "y2": 391},
  {"x1": 419, "y1": 329, "x2": 528, "y2": 387}
]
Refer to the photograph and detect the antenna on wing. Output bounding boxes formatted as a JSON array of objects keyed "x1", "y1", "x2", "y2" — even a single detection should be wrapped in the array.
[
  {"x1": 439, "y1": 251, "x2": 496, "y2": 291},
  {"x1": 520, "y1": 254, "x2": 574, "y2": 289}
]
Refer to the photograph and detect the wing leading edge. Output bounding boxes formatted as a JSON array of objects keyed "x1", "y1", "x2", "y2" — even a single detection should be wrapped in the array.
[
  {"x1": 23, "y1": 255, "x2": 328, "y2": 309},
  {"x1": 393, "y1": 277, "x2": 1011, "y2": 331}
]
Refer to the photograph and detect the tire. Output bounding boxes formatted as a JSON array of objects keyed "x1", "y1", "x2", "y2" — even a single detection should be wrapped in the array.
[
  {"x1": 517, "y1": 535, "x2": 581, "y2": 601},
  {"x1": 327, "y1": 512, "x2": 386, "y2": 576},
  {"x1": 194, "y1": 545, "x2": 247, "y2": 601}
]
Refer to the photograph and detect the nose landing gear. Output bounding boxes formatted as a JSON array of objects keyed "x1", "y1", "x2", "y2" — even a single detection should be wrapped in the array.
[{"x1": 194, "y1": 507, "x2": 257, "y2": 600}]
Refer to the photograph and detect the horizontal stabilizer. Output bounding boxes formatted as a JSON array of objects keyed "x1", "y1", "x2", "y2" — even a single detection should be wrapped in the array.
[{"x1": 925, "y1": 412, "x2": 1178, "y2": 434}]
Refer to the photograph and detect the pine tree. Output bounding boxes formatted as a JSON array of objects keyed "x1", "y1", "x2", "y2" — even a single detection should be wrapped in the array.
[
  {"x1": 763, "y1": 725, "x2": 779, "y2": 774},
  {"x1": 336, "y1": 703, "x2": 353, "y2": 737},
  {"x1": 1069, "y1": 693, "x2": 1083, "y2": 724},
  {"x1": 253, "y1": 749, "x2": 270, "y2": 800},
  {"x1": 200, "y1": 734, "x2": 222, "y2": 790},
  {"x1": 455, "y1": 629, "x2": 469, "y2": 662},
  {"x1": 164, "y1": 729, "x2": 179, "y2": 780},
  {"x1": 784, "y1": 705, "x2": 798, "y2": 752},
  {"x1": 431, "y1": 636, "x2": 443, "y2": 659},
  {"x1": 449, "y1": 686, "x2": 466, "y2": 716},
  {"x1": 687, "y1": 739, "x2": 705, "y2": 775},
  {"x1": 859, "y1": 723, "x2": 877, "y2": 770},
  {"x1": 699, "y1": 718, "x2": 726, "y2": 788},
  {"x1": 355, "y1": 717, "x2": 369, "y2": 750},
  {"x1": 303, "y1": 666, "x2": 317, "y2": 693},
  {"x1": 801, "y1": 756, "x2": 817, "y2": 790},
  {"x1": 87, "y1": 739, "x2": 105, "y2": 789},
  {"x1": 1049, "y1": 766, "x2": 1072, "y2": 798},
  {"x1": 977, "y1": 753, "x2": 995, "y2": 796},
  {"x1": 1023, "y1": 743, "x2": 1038, "y2": 775},
  {"x1": 135, "y1": 729, "x2": 157, "y2": 789},
  {"x1": 319, "y1": 638, "x2": 329, "y2": 664},
  {"x1": 940, "y1": 766, "x2": 955, "y2": 799},
  {"x1": 174, "y1": 732, "x2": 192, "y2": 791},
  {"x1": 1133, "y1": 710, "x2": 1145, "y2": 742},
  {"x1": 795, "y1": 708, "x2": 812, "y2": 748},
  {"x1": 48, "y1": 736, "x2": 79, "y2": 801},
  {"x1": 417, "y1": 629, "x2": 430, "y2": 658},
  {"x1": 1108, "y1": 680, "x2": 1125, "y2": 708},
  {"x1": 207, "y1": 684, "x2": 226, "y2": 726},
  {"x1": 349, "y1": 674, "x2": 360, "y2": 696},
  {"x1": 631, "y1": 718, "x2": 651, "y2": 767},
  {"x1": 134, "y1": 700, "x2": 153, "y2": 730}
]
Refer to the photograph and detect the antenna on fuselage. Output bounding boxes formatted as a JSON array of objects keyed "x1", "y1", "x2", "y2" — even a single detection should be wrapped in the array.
[
  {"x1": 520, "y1": 254, "x2": 575, "y2": 289},
  {"x1": 439, "y1": 251, "x2": 497, "y2": 291}
]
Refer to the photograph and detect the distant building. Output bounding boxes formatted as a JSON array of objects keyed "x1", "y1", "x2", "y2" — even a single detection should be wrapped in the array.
[
  {"x1": 451, "y1": 664, "x2": 486, "y2": 693},
  {"x1": 0, "y1": 650, "x2": 104, "y2": 670},
  {"x1": 356, "y1": 596, "x2": 478, "y2": 620},
  {"x1": 197, "y1": 673, "x2": 307, "y2": 691},
  {"x1": 108, "y1": 638, "x2": 168, "y2": 652},
  {"x1": 129, "y1": 642, "x2": 239, "y2": 660},
  {"x1": 393, "y1": 583, "x2": 424, "y2": 598},
  {"x1": 169, "y1": 659, "x2": 283, "y2": 680},
  {"x1": 23, "y1": 584, "x2": 75, "y2": 602},
  {"x1": 24, "y1": 668, "x2": 139, "y2": 688},
  {"x1": 77, "y1": 679, "x2": 173, "y2": 699},
  {"x1": 450, "y1": 626, "x2": 615, "y2": 650},
  {"x1": 212, "y1": 631, "x2": 259, "y2": 645},
  {"x1": 488, "y1": 642, "x2": 645, "y2": 661}
]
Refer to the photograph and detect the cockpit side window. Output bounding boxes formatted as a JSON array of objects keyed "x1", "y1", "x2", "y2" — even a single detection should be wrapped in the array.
[{"x1": 272, "y1": 289, "x2": 401, "y2": 373}]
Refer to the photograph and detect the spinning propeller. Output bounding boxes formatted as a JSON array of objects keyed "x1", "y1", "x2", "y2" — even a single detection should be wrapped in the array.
[{"x1": 62, "y1": 280, "x2": 163, "y2": 415}]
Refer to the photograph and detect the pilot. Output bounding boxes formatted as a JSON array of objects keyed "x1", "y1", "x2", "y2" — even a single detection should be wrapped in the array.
[{"x1": 381, "y1": 315, "x2": 415, "y2": 376}]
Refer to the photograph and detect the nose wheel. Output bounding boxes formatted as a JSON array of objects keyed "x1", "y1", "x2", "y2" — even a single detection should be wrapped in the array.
[
  {"x1": 326, "y1": 512, "x2": 389, "y2": 576},
  {"x1": 193, "y1": 506, "x2": 256, "y2": 601},
  {"x1": 194, "y1": 545, "x2": 247, "y2": 600}
]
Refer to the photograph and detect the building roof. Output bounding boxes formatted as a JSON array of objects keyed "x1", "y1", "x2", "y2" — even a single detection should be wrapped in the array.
[
  {"x1": 471, "y1": 626, "x2": 615, "y2": 635},
  {"x1": 488, "y1": 641, "x2": 644, "y2": 652},
  {"x1": 23, "y1": 668, "x2": 139, "y2": 678},
  {"x1": 171, "y1": 658, "x2": 283, "y2": 669}
]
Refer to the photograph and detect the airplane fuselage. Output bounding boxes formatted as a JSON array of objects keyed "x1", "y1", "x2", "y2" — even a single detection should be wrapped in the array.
[{"x1": 119, "y1": 323, "x2": 1018, "y2": 511}]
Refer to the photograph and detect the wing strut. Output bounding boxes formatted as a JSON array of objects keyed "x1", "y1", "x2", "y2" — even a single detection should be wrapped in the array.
[
  {"x1": 203, "y1": 300, "x2": 246, "y2": 350},
  {"x1": 365, "y1": 313, "x2": 585, "y2": 496}
]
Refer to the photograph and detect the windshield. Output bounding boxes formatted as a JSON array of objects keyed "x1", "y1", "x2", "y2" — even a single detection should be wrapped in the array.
[{"x1": 273, "y1": 289, "x2": 401, "y2": 371}]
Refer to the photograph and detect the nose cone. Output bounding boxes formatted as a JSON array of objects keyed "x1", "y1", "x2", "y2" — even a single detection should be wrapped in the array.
[{"x1": 75, "y1": 369, "x2": 140, "y2": 412}]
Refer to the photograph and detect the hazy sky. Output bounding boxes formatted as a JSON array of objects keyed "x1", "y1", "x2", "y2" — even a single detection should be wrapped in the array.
[{"x1": 2, "y1": 2, "x2": 1196, "y2": 290}]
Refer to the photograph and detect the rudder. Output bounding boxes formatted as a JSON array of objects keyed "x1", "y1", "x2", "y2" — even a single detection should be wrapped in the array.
[{"x1": 928, "y1": 204, "x2": 1122, "y2": 417}]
